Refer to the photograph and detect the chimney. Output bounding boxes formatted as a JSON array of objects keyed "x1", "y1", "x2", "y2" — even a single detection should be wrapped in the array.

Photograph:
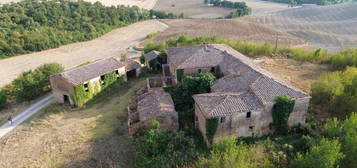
[{"x1": 203, "y1": 43, "x2": 209, "y2": 52}]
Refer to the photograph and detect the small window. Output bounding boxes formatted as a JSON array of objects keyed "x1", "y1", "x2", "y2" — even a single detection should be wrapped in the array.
[
  {"x1": 115, "y1": 70, "x2": 119, "y2": 75},
  {"x1": 198, "y1": 69, "x2": 202, "y2": 73},
  {"x1": 246, "y1": 112, "x2": 251, "y2": 118},
  {"x1": 210, "y1": 67, "x2": 215, "y2": 73},
  {"x1": 220, "y1": 117, "x2": 226, "y2": 123}
]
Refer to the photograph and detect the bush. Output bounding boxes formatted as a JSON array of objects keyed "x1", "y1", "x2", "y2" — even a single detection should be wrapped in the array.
[
  {"x1": 324, "y1": 113, "x2": 357, "y2": 168},
  {"x1": 2, "y1": 63, "x2": 64, "y2": 102},
  {"x1": 206, "y1": 118, "x2": 219, "y2": 143},
  {"x1": 290, "y1": 138, "x2": 344, "y2": 168},
  {"x1": 311, "y1": 67, "x2": 357, "y2": 116},
  {"x1": 134, "y1": 129, "x2": 198, "y2": 168},
  {"x1": 0, "y1": 90, "x2": 7, "y2": 109},
  {"x1": 197, "y1": 137, "x2": 272, "y2": 168}
]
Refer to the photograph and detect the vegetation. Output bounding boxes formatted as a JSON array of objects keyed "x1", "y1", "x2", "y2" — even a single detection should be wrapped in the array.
[
  {"x1": 205, "y1": 118, "x2": 219, "y2": 144},
  {"x1": 146, "y1": 31, "x2": 160, "y2": 39},
  {"x1": 311, "y1": 67, "x2": 357, "y2": 116},
  {"x1": 0, "y1": 0, "x2": 179, "y2": 58},
  {"x1": 272, "y1": 95, "x2": 295, "y2": 134},
  {"x1": 73, "y1": 74, "x2": 124, "y2": 107},
  {"x1": 0, "y1": 90, "x2": 6, "y2": 109},
  {"x1": 133, "y1": 123, "x2": 198, "y2": 168},
  {"x1": 324, "y1": 113, "x2": 357, "y2": 168},
  {"x1": 143, "y1": 35, "x2": 357, "y2": 70},
  {"x1": 197, "y1": 137, "x2": 272, "y2": 168},
  {"x1": 204, "y1": 0, "x2": 252, "y2": 18},
  {"x1": 290, "y1": 138, "x2": 344, "y2": 168},
  {"x1": 1, "y1": 63, "x2": 64, "y2": 105}
]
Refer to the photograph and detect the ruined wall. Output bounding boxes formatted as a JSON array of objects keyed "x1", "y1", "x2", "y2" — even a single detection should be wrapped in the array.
[
  {"x1": 50, "y1": 75, "x2": 75, "y2": 105},
  {"x1": 288, "y1": 97, "x2": 310, "y2": 126}
]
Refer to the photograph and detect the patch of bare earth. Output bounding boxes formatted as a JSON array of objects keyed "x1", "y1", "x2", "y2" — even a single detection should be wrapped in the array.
[
  {"x1": 258, "y1": 57, "x2": 332, "y2": 93},
  {"x1": 150, "y1": 19, "x2": 305, "y2": 46},
  {"x1": 0, "y1": 77, "x2": 149, "y2": 168}
]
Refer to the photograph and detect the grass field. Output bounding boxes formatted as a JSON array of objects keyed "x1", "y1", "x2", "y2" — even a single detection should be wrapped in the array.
[
  {"x1": 244, "y1": 3, "x2": 357, "y2": 51},
  {"x1": 148, "y1": 19, "x2": 305, "y2": 46},
  {"x1": 0, "y1": 76, "x2": 153, "y2": 168}
]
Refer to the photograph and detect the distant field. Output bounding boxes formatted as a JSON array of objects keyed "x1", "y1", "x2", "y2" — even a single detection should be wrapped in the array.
[
  {"x1": 153, "y1": 0, "x2": 231, "y2": 18},
  {"x1": 154, "y1": 0, "x2": 290, "y2": 18},
  {"x1": 244, "y1": 3, "x2": 357, "y2": 50},
  {"x1": 150, "y1": 19, "x2": 305, "y2": 46}
]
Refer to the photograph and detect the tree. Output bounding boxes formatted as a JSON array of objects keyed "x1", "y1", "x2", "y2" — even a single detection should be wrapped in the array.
[
  {"x1": 290, "y1": 138, "x2": 344, "y2": 168},
  {"x1": 272, "y1": 95, "x2": 295, "y2": 134}
]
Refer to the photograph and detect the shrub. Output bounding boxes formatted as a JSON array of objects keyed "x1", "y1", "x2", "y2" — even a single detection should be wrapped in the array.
[
  {"x1": 290, "y1": 138, "x2": 344, "y2": 168},
  {"x1": 324, "y1": 113, "x2": 357, "y2": 168},
  {"x1": 2, "y1": 63, "x2": 64, "y2": 102},
  {"x1": 197, "y1": 137, "x2": 272, "y2": 168},
  {"x1": 0, "y1": 90, "x2": 7, "y2": 109},
  {"x1": 311, "y1": 67, "x2": 357, "y2": 116},
  {"x1": 134, "y1": 129, "x2": 197, "y2": 168}
]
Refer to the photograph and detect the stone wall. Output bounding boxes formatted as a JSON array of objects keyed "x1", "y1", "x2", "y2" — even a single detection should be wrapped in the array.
[{"x1": 50, "y1": 75, "x2": 75, "y2": 105}]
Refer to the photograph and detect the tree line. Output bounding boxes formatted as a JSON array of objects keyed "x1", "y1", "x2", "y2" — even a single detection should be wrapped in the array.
[
  {"x1": 204, "y1": 0, "x2": 251, "y2": 18},
  {"x1": 0, "y1": 0, "x2": 180, "y2": 58}
]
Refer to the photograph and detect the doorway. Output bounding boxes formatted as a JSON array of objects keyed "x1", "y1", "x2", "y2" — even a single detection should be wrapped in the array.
[{"x1": 63, "y1": 95, "x2": 70, "y2": 104}]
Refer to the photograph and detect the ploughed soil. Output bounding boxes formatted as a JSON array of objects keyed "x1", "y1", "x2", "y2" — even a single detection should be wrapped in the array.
[{"x1": 149, "y1": 19, "x2": 305, "y2": 46}]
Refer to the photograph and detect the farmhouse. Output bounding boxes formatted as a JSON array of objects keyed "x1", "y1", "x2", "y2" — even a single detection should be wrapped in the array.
[
  {"x1": 128, "y1": 88, "x2": 179, "y2": 135},
  {"x1": 50, "y1": 57, "x2": 140, "y2": 107},
  {"x1": 166, "y1": 44, "x2": 311, "y2": 144}
]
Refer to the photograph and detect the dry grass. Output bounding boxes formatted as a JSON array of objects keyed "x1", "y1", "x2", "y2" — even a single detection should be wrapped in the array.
[
  {"x1": 258, "y1": 57, "x2": 332, "y2": 93},
  {"x1": 244, "y1": 3, "x2": 357, "y2": 51},
  {"x1": 149, "y1": 19, "x2": 305, "y2": 46},
  {"x1": 0, "y1": 76, "x2": 150, "y2": 168}
]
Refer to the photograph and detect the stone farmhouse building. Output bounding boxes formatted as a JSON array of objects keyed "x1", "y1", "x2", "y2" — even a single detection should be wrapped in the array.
[
  {"x1": 166, "y1": 44, "x2": 311, "y2": 144},
  {"x1": 144, "y1": 50, "x2": 160, "y2": 70},
  {"x1": 128, "y1": 88, "x2": 179, "y2": 135},
  {"x1": 50, "y1": 57, "x2": 141, "y2": 107}
]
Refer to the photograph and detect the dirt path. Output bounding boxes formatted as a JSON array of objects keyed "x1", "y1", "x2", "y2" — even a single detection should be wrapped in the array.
[
  {"x1": 0, "y1": 94, "x2": 53, "y2": 138},
  {"x1": 0, "y1": 20, "x2": 168, "y2": 87}
]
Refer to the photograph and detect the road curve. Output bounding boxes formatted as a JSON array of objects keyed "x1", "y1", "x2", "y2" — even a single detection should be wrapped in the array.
[{"x1": 0, "y1": 94, "x2": 54, "y2": 138}]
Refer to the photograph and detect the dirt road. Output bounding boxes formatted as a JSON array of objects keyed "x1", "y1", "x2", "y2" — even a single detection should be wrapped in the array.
[
  {"x1": 0, "y1": 94, "x2": 53, "y2": 138},
  {"x1": 0, "y1": 20, "x2": 168, "y2": 87}
]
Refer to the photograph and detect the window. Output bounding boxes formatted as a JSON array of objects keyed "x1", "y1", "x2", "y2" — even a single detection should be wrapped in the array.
[
  {"x1": 210, "y1": 67, "x2": 215, "y2": 73},
  {"x1": 249, "y1": 126, "x2": 254, "y2": 130},
  {"x1": 246, "y1": 112, "x2": 251, "y2": 118},
  {"x1": 220, "y1": 117, "x2": 226, "y2": 123},
  {"x1": 100, "y1": 75, "x2": 105, "y2": 80},
  {"x1": 198, "y1": 69, "x2": 202, "y2": 73},
  {"x1": 115, "y1": 70, "x2": 119, "y2": 75},
  {"x1": 84, "y1": 83, "x2": 89, "y2": 92}
]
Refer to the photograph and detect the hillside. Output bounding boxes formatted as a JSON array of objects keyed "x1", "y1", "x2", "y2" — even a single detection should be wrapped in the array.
[
  {"x1": 244, "y1": 3, "x2": 357, "y2": 50},
  {"x1": 150, "y1": 19, "x2": 305, "y2": 46}
]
